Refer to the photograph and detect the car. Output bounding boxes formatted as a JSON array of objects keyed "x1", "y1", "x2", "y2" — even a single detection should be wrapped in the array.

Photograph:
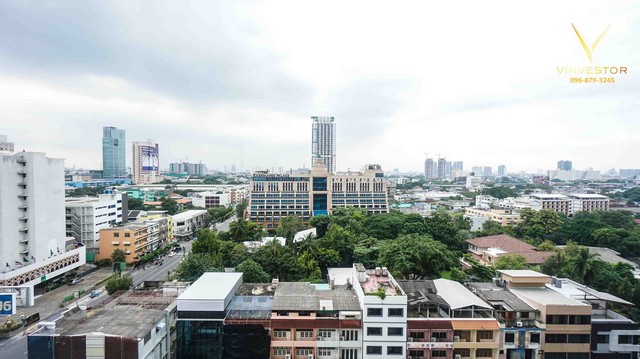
[
  {"x1": 168, "y1": 252, "x2": 176, "y2": 257},
  {"x1": 68, "y1": 277, "x2": 84, "y2": 285},
  {"x1": 89, "y1": 290, "x2": 101, "y2": 298}
]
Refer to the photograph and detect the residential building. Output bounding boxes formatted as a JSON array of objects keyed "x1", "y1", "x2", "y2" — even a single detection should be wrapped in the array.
[
  {"x1": 466, "y1": 175, "x2": 482, "y2": 190},
  {"x1": 311, "y1": 116, "x2": 336, "y2": 174},
  {"x1": 0, "y1": 134, "x2": 15, "y2": 153},
  {"x1": 190, "y1": 191, "x2": 231, "y2": 208},
  {"x1": 619, "y1": 169, "x2": 640, "y2": 178},
  {"x1": 497, "y1": 165, "x2": 506, "y2": 177},
  {"x1": 475, "y1": 195, "x2": 497, "y2": 210},
  {"x1": 329, "y1": 264, "x2": 408, "y2": 358},
  {"x1": 557, "y1": 160, "x2": 573, "y2": 171},
  {"x1": 500, "y1": 270, "x2": 593, "y2": 359},
  {"x1": 0, "y1": 151, "x2": 86, "y2": 305},
  {"x1": 529, "y1": 194, "x2": 572, "y2": 216},
  {"x1": 172, "y1": 210, "x2": 208, "y2": 241},
  {"x1": 132, "y1": 140, "x2": 160, "y2": 184},
  {"x1": 545, "y1": 277, "x2": 639, "y2": 359},
  {"x1": 567, "y1": 194, "x2": 609, "y2": 213},
  {"x1": 102, "y1": 126, "x2": 126, "y2": 178},
  {"x1": 465, "y1": 235, "x2": 554, "y2": 267},
  {"x1": 425, "y1": 158, "x2": 435, "y2": 179},
  {"x1": 437, "y1": 158, "x2": 447, "y2": 180},
  {"x1": 65, "y1": 192, "x2": 127, "y2": 261},
  {"x1": 472, "y1": 167, "x2": 483, "y2": 176},
  {"x1": 28, "y1": 289, "x2": 176, "y2": 359},
  {"x1": 169, "y1": 161, "x2": 208, "y2": 176},
  {"x1": 483, "y1": 167, "x2": 493, "y2": 177},
  {"x1": 247, "y1": 160, "x2": 388, "y2": 229},
  {"x1": 453, "y1": 161, "x2": 464, "y2": 172},
  {"x1": 97, "y1": 217, "x2": 171, "y2": 263},
  {"x1": 464, "y1": 208, "x2": 522, "y2": 227}
]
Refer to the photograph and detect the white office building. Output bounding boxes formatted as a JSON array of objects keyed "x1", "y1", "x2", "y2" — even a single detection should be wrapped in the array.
[
  {"x1": 0, "y1": 152, "x2": 85, "y2": 305},
  {"x1": 312, "y1": 116, "x2": 336, "y2": 174},
  {"x1": 190, "y1": 191, "x2": 231, "y2": 208},
  {"x1": 65, "y1": 192, "x2": 125, "y2": 252},
  {"x1": 172, "y1": 210, "x2": 208, "y2": 240}
]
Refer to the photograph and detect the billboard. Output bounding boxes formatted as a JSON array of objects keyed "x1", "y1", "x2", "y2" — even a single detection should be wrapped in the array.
[
  {"x1": 0, "y1": 293, "x2": 16, "y2": 315},
  {"x1": 141, "y1": 145, "x2": 159, "y2": 171}
]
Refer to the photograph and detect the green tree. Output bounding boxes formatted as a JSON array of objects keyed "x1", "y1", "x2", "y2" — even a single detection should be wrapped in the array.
[
  {"x1": 493, "y1": 254, "x2": 528, "y2": 270},
  {"x1": 229, "y1": 219, "x2": 263, "y2": 242},
  {"x1": 111, "y1": 249, "x2": 126, "y2": 264},
  {"x1": 482, "y1": 186, "x2": 518, "y2": 199},
  {"x1": 235, "y1": 200, "x2": 248, "y2": 219},
  {"x1": 161, "y1": 197, "x2": 179, "y2": 215},
  {"x1": 565, "y1": 247, "x2": 604, "y2": 284},
  {"x1": 236, "y1": 259, "x2": 271, "y2": 283},
  {"x1": 128, "y1": 198, "x2": 145, "y2": 210},
  {"x1": 105, "y1": 274, "x2": 133, "y2": 295},
  {"x1": 277, "y1": 216, "x2": 305, "y2": 245},
  {"x1": 378, "y1": 234, "x2": 457, "y2": 279},
  {"x1": 309, "y1": 215, "x2": 330, "y2": 238},
  {"x1": 424, "y1": 210, "x2": 467, "y2": 252},
  {"x1": 174, "y1": 253, "x2": 222, "y2": 282}
]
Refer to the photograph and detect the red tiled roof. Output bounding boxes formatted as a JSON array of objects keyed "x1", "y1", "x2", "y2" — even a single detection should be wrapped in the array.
[{"x1": 467, "y1": 234, "x2": 555, "y2": 265}]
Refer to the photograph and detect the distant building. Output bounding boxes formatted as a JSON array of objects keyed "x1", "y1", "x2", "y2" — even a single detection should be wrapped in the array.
[
  {"x1": 437, "y1": 158, "x2": 446, "y2": 180},
  {"x1": 248, "y1": 160, "x2": 388, "y2": 229},
  {"x1": 497, "y1": 165, "x2": 506, "y2": 177},
  {"x1": 557, "y1": 160, "x2": 573, "y2": 171},
  {"x1": 0, "y1": 134, "x2": 15, "y2": 153},
  {"x1": 529, "y1": 193, "x2": 572, "y2": 216},
  {"x1": 171, "y1": 210, "x2": 208, "y2": 241},
  {"x1": 452, "y1": 161, "x2": 464, "y2": 171},
  {"x1": 466, "y1": 234, "x2": 555, "y2": 267},
  {"x1": 132, "y1": 140, "x2": 160, "y2": 184},
  {"x1": 102, "y1": 126, "x2": 126, "y2": 178},
  {"x1": 471, "y1": 166, "x2": 483, "y2": 176},
  {"x1": 464, "y1": 208, "x2": 522, "y2": 227},
  {"x1": 465, "y1": 175, "x2": 482, "y2": 190},
  {"x1": 190, "y1": 191, "x2": 230, "y2": 208},
  {"x1": 619, "y1": 169, "x2": 640, "y2": 178},
  {"x1": 169, "y1": 161, "x2": 207, "y2": 176},
  {"x1": 311, "y1": 116, "x2": 336, "y2": 173},
  {"x1": 483, "y1": 166, "x2": 493, "y2": 177},
  {"x1": 0, "y1": 151, "x2": 85, "y2": 304},
  {"x1": 424, "y1": 157, "x2": 435, "y2": 179},
  {"x1": 567, "y1": 193, "x2": 610, "y2": 213},
  {"x1": 97, "y1": 216, "x2": 171, "y2": 263}
]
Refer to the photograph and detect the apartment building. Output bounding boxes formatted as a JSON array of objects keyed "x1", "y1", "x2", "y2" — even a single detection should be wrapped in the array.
[
  {"x1": 528, "y1": 194, "x2": 573, "y2": 216},
  {"x1": 190, "y1": 191, "x2": 231, "y2": 208},
  {"x1": 248, "y1": 159, "x2": 388, "y2": 229},
  {"x1": 132, "y1": 140, "x2": 160, "y2": 184},
  {"x1": 65, "y1": 192, "x2": 127, "y2": 256},
  {"x1": 499, "y1": 270, "x2": 593, "y2": 359},
  {"x1": 567, "y1": 194, "x2": 610, "y2": 213},
  {"x1": 97, "y1": 217, "x2": 170, "y2": 263},
  {"x1": 172, "y1": 210, "x2": 208, "y2": 241},
  {"x1": 464, "y1": 208, "x2": 522, "y2": 227},
  {"x1": 329, "y1": 264, "x2": 407, "y2": 358}
]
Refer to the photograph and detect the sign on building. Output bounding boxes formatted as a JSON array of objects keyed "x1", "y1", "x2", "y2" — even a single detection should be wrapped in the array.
[{"x1": 0, "y1": 293, "x2": 16, "y2": 316}]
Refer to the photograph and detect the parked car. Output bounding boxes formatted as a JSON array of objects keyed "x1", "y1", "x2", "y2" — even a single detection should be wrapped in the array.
[
  {"x1": 168, "y1": 252, "x2": 176, "y2": 257},
  {"x1": 89, "y1": 290, "x2": 101, "y2": 298},
  {"x1": 68, "y1": 277, "x2": 84, "y2": 285}
]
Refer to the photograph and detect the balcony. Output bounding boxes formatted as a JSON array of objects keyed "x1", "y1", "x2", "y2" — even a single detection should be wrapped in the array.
[
  {"x1": 20, "y1": 249, "x2": 29, "y2": 254},
  {"x1": 19, "y1": 239, "x2": 29, "y2": 244},
  {"x1": 19, "y1": 205, "x2": 27, "y2": 210},
  {"x1": 19, "y1": 216, "x2": 28, "y2": 221},
  {"x1": 16, "y1": 157, "x2": 26, "y2": 164},
  {"x1": 18, "y1": 193, "x2": 27, "y2": 199},
  {"x1": 19, "y1": 227, "x2": 28, "y2": 233}
]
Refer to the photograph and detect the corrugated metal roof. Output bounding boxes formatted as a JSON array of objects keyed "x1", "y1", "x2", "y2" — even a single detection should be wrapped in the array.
[
  {"x1": 467, "y1": 283, "x2": 535, "y2": 312},
  {"x1": 433, "y1": 279, "x2": 492, "y2": 310},
  {"x1": 272, "y1": 282, "x2": 360, "y2": 311}
]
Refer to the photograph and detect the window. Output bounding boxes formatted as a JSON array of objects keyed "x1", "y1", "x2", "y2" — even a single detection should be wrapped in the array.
[
  {"x1": 505, "y1": 332, "x2": 515, "y2": 343},
  {"x1": 409, "y1": 350, "x2": 424, "y2": 357},
  {"x1": 530, "y1": 332, "x2": 540, "y2": 343},
  {"x1": 296, "y1": 348, "x2": 312, "y2": 356},
  {"x1": 432, "y1": 331, "x2": 447, "y2": 340},
  {"x1": 410, "y1": 331, "x2": 425, "y2": 339},
  {"x1": 114, "y1": 232, "x2": 119, "y2": 237},
  {"x1": 299, "y1": 330, "x2": 313, "y2": 338},
  {"x1": 432, "y1": 350, "x2": 447, "y2": 357},
  {"x1": 318, "y1": 348, "x2": 333, "y2": 356},
  {"x1": 546, "y1": 334, "x2": 567, "y2": 343},
  {"x1": 476, "y1": 349, "x2": 493, "y2": 357},
  {"x1": 367, "y1": 308, "x2": 383, "y2": 317},
  {"x1": 567, "y1": 354, "x2": 589, "y2": 359},
  {"x1": 387, "y1": 346, "x2": 403, "y2": 355},
  {"x1": 367, "y1": 327, "x2": 382, "y2": 336},
  {"x1": 341, "y1": 330, "x2": 358, "y2": 341},
  {"x1": 366, "y1": 346, "x2": 382, "y2": 355},
  {"x1": 568, "y1": 334, "x2": 590, "y2": 343},
  {"x1": 273, "y1": 330, "x2": 288, "y2": 338},
  {"x1": 124, "y1": 233, "x2": 130, "y2": 237},
  {"x1": 318, "y1": 329, "x2": 333, "y2": 338},
  {"x1": 619, "y1": 335, "x2": 640, "y2": 344},
  {"x1": 455, "y1": 349, "x2": 471, "y2": 356},
  {"x1": 388, "y1": 308, "x2": 403, "y2": 317},
  {"x1": 478, "y1": 331, "x2": 493, "y2": 340},
  {"x1": 388, "y1": 327, "x2": 403, "y2": 336},
  {"x1": 544, "y1": 354, "x2": 565, "y2": 359},
  {"x1": 273, "y1": 347, "x2": 290, "y2": 356},
  {"x1": 597, "y1": 334, "x2": 609, "y2": 343}
]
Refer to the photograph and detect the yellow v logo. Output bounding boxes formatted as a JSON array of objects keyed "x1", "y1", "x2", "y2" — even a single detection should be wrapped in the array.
[{"x1": 571, "y1": 23, "x2": 610, "y2": 63}]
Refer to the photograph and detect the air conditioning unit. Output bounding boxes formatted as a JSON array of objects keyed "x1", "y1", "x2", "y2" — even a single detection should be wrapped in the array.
[
  {"x1": 339, "y1": 336, "x2": 345, "y2": 341},
  {"x1": 454, "y1": 336, "x2": 460, "y2": 342},
  {"x1": 316, "y1": 336, "x2": 322, "y2": 341},
  {"x1": 455, "y1": 355, "x2": 462, "y2": 359},
  {"x1": 516, "y1": 321, "x2": 523, "y2": 327},
  {"x1": 431, "y1": 337, "x2": 437, "y2": 342},
  {"x1": 285, "y1": 355, "x2": 291, "y2": 359},
  {"x1": 538, "y1": 350, "x2": 544, "y2": 355},
  {"x1": 408, "y1": 337, "x2": 413, "y2": 342},
  {"x1": 308, "y1": 355, "x2": 314, "y2": 359}
]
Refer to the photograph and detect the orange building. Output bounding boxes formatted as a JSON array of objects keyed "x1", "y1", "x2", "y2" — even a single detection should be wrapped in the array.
[{"x1": 97, "y1": 217, "x2": 170, "y2": 263}]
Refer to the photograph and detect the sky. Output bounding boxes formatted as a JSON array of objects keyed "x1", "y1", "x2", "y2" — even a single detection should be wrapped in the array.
[{"x1": 1, "y1": 0, "x2": 639, "y2": 174}]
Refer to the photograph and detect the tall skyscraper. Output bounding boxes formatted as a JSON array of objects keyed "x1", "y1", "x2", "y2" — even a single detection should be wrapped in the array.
[
  {"x1": 102, "y1": 126, "x2": 126, "y2": 178},
  {"x1": 424, "y1": 157, "x2": 435, "y2": 179},
  {"x1": 132, "y1": 140, "x2": 160, "y2": 184},
  {"x1": 311, "y1": 116, "x2": 336, "y2": 174},
  {"x1": 483, "y1": 166, "x2": 493, "y2": 177},
  {"x1": 498, "y1": 165, "x2": 506, "y2": 176},
  {"x1": 452, "y1": 161, "x2": 464, "y2": 171},
  {"x1": 437, "y1": 157, "x2": 446, "y2": 180},
  {"x1": 0, "y1": 151, "x2": 86, "y2": 300},
  {"x1": 557, "y1": 160, "x2": 573, "y2": 171}
]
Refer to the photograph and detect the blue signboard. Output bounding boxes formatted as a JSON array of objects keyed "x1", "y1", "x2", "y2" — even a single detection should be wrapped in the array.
[
  {"x1": 141, "y1": 145, "x2": 159, "y2": 171},
  {"x1": 0, "y1": 293, "x2": 16, "y2": 315}
]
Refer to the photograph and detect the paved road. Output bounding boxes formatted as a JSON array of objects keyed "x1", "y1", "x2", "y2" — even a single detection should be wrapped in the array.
[
  {"x1": 215, "y1": 215, "x2": 236, "y2": 232},
  {"x1": 0, "y1": 241, "x2": 192, "y2": 358}
]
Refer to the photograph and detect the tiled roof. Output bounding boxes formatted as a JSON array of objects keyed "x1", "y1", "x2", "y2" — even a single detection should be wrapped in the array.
[{"x1": 466, "y1": 234, "x2": 555, "y2": 265}]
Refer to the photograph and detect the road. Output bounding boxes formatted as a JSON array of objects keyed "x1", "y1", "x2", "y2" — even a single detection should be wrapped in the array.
[
  {"x1": 0, "y1": 241, "x2": 191, "y2": 358},
  {"x1": 214, "y1": 214, "x2": 236, "y2": 232}
]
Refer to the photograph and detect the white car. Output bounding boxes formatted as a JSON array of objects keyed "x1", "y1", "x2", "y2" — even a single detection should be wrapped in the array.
[{"x1": 168, "y1": 252, "x2": 176, "y2": 257}]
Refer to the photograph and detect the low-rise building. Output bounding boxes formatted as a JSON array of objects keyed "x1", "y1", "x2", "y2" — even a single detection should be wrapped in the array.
[
  {"x1": 567, "y1": 194, "x2": 610, "y2": 213},
  {"x1": 190, "y1": 191, "x2": 231, "y2": 208},
  {"x1": 172, "y1": 210, "x2": 208, "y2": 241},
  {"x1": 464, "y1": 208, "x2": 522, "y2": 227},
  {"x1": 97, "y1": 217, "x2": 170, "y2": 263},
  {"x1": 465, "y1": 235, "x2": 554, "y2": 267}
]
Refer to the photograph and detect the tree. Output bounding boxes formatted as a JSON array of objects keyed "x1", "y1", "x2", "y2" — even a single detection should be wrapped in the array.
[
  {"x1": 424, "y1": 210, "x2": 467, "y2": 252},
  {"x1": 111, "y1": 249, "x2": 126, "y2": 264},
  {"x1": 494, "y1": 254, "x2": 527, "y2": 270},
  {"x1": 309, "y1": 215, "x2": 330, "y2": 238},
  {"x1": 105, "y1": 274, "x2": 133, "y2": 295},
  {"x1": 235, "y1": 200, "x2": 248, "y2": 219},
  {"x1": 482, "y1": 186, "x2": 518, "y2": 199},
  {"x1": 229, "y1": 219, "x2": 262, "y2": 242},
  {"x1": 128, "y1": 198, "x2": 145, "y2": 210},
  {"x1": 174, "y1": 253, "x2": 222, "y2": 282},
  {"x1": 565, "y1": 247, "x2": 604, "y2": 284},
  {"x1": 236, "y1": 259, "x2": 270, "y2": 283},
  {"x1": 277, "y1": 216, "x2": 305, "y2": 245},
  {"x1": 161, "y1": 197, "x2": 179, "y2": 215},
  {"x1": 378, "y1": 234, "x2": 457, "y2": 279}
]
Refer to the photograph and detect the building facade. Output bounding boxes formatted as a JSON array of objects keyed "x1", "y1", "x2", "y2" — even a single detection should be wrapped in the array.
[
  {"x1": 172, "y1": 210, "x2": 208, "y2": 241},
  {"x1": 311, "y1": 116, "x2": 336, "y2": 174},
  {"x1": 0, "y1": 151, "x2": 86, "y2": 303},
  {"x1": 169, "y1": 161, "x2": 208, "y2": 176},
  {"x1": 567, "y1": 194, "x2": 610, "y2": 213},
  {"x1": 0, "y1": 134, "x2": 15, "y2": 153},
  {"x1": 102, "y1": 126, "x2": 126, "y2": 178},
  {"x1": 97, "y1": 217, "x2": 170, "y2": 263},
  {"x1": 557, "y1": 160, "x2": 573, "y2": 171},
  {"x1": 191, "y1": 191, "x2": 231, "y2": 208},
  {"x1": 132, "y1": 140, "x2": 160, "y2": 184},
  {"x1": 425, "y1": 158, "x2": 435, "y2": 179},
  {"x1": 248, "y1": 160, "x2": 388, "y2": 230}
]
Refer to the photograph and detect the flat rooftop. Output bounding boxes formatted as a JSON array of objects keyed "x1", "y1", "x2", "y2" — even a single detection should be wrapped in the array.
[
  {"x1": 361, "y1": 269, "x2": 400, "y2": 296},
  {"x1": 510, "y1": 287, "x2": 589, "y2": 307},
  {"x1": 568, "y1": 193, "x2": 608, "y2": 199},
  {"x1": 529, "y1": 193, "x2": 568, "y2": 199},
  {"x1": 272, "y1": 282, "x2": 360, "y2": 311},
  {"x1": 498, "y1": 270, "x2": 550, "y2": 278},
  {"x1": 179, "y1": 272, "x2": 242, "y2": 301},
  {"x1": 172, "y1": 209, "x2": 207, "y2": 221},
  {"x1": 63, "y1": 305, "x2": 165, "y2": 338},
  {"x1": 467, "y1": 282, "x2": 535, "y2": 312}
]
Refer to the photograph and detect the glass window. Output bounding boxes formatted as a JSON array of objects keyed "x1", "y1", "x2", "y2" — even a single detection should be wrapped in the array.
[
  {"x1": 366, "y1": 346, "x2": 382, "y2": 355},
  {"x1": 367, "y1": 308, "x2": 383, "y2": 317},
  {"x1": 388, "y1": 327, "x2": 403, "y2": 336},
  {"x1": 432, "y1": 350, "x2": 447, "y2": 357},
  {"x1": 367, "y1": 327, "x2": 382, "y2": 336},
  {"x1": 409, "y1": 350, "x2": 424, "y2": 357},
  {"x1": 597, "y1": 334, "x2": 609, "y2": 343},
  {"x1": 478, "y1": 331, "x2": 493, "y2": 340},
  {"x1": 387, "y1": 346, "x2": 403, "y2": 355},
  {"x1": 410, "y1": 331, "x2": 425, "y2": 339},
  {"x1": 388, "y1": 308, "x2": 403, "y2": 317},
  {"x1": 530, "y1": 332, "x2": 540, "y2": 343},
  {"x1": 476, "y1": 349, "x2": 493, "y2": 357},
  {"x1": 505, "y1": 332, "x2": 515, "y2": 343},
  {"x1": 567, "y1": 354, "x2": 589, "y2": 359}
]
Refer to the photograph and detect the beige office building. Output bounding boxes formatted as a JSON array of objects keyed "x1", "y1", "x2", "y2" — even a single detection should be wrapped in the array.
[{"x1": 132, "y1": 140, "x2": 160, "y2": 184}]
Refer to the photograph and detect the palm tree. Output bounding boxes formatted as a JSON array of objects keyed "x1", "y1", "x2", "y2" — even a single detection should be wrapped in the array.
[
  {"x1": 566, "y1": 247, "x2": 602, "y2": 284},
  {"x1": 295, "y1": 234, "x2": 319, "y2": 258}
]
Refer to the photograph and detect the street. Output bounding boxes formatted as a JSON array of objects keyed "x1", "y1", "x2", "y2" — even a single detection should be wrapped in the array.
[
  {"x1": 214, "y1": 214, "x2": 236, "y2": 232},
  {"x1": 0, "y1": 240, "x2": 191, "y2": 358}
]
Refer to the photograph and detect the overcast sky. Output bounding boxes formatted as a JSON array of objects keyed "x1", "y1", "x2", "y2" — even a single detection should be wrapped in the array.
[{"x1": 1, "y1": 1, "x2": 639, "y2": 173}]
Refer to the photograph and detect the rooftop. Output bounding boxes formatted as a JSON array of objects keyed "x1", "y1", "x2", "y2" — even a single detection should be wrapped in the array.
[
  {"x1": 467, "y1": 282, "x2": 535, "y2": 312},
  {"x1": 361, "y1": 269, "x2": 400, "y2": 296},
  {"x1": 179, "y1": 272, "x2": 242, "y2": 301},
  {"x1": 510, "y1": 287, "x2": 589, "y2": 307},
  {"x1": 498, "y1": 270, "x2": 550, "y2": 278},
  {"x1": 529, "y1": 193, "x2": 569, "y2": 199},
  {"x1": 272, "y1": 282, "x2": 360, "y2": 311},
  {"x1": 567, "y1": 193, "x2": 609, "y2": 199},
  {"x1": 172, "y1": 209, "x2": 207, "y2": 221},
  {"x1": 546, "y1": 278, "x2": 634, "y2": 307},
  {"x1": 467, "y1": 235, "x2": 555, "y2": 265}
]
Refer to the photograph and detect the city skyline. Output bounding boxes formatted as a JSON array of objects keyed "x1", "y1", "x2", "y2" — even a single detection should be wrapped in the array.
[{"x1": 1, "y1": 1, "x2": 639, "y2": 173}]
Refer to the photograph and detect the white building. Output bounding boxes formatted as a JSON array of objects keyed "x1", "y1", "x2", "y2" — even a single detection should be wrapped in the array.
[
  {"x1": 329, "y1": 264, "x2": 408, "y2": 358},
  {"x1": 311, "y1": 116, "x2": 336, "y2": 174},
  {"x1": 190, "y1": 191, "x2": 231, "y2": 208},
  {"x1": 65, "y1": 192, "x2": 125, "y2": 251},
  {"x1": 465, "y1": 175, "x2": 482, "y2": 190},
  {"x1": 172, "y1": 210, "x2": 208, "y2": 240},
  {"x1": 475, "y1": 195, "x2": 497, "y2": 210},
  {"x1": 0, "y1": 134, "x2": 15, "y2": 153},
  {"x1": 132, "y1": 140, "x2": 160, "y2": 184},
  {"x1": 567, "y1": 193, "x2": 610, "y2": 214},
  {"x1": 0, "y1": 152, "x2": 85, "y2": 305}
]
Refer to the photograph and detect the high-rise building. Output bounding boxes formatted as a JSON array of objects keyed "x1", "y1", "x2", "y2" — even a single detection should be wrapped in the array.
[
  {"x1": 472, "y1": 166, "x2": 483, "y2": 176},
  {"x1": 311, "y1": 116, "x2": 336, "y2": 174},
  {"x1": 452, "y1": 161, "x2": 464, "y2": 171},
  {"x1": 497, "y1": 165, "x2": 506, "y2": 176},
  {"x1": 483, "y1": 166, "x2": 493, "y2": 177},
  {"x1": 0, "y1": 151, "x2": 86, "y2": 303},
  {"x1": 557, "y1": 160, "x2": 572, "y2": 171},
  {"x1": 445, "y1": 161, "x2": 452, "y2": 178},
  {"x1": 424, "y1": 157, "x2": 435, "y2": 179},
  {"x1": 169, "y1": 161, "x2": 207, "y2": 176},
  {"x1": 437, "y1": 158, "x2": 446, "y2": 180},
  {"x1": 0, "y1": 134, "x2": 15, "y2": 153},
  {"x1": 102, "y1": 127, "x2": 126, "y2": 178},
  {"x1": 132, "y1": 140, "x2": 160, "y2": 184}
]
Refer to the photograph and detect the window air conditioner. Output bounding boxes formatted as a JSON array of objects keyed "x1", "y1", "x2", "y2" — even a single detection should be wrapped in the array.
[
  {"x1": 455, "y1": 355, "x2": 462, "y2": 359},
  {"x1": 340, "y1": 336, "x2": 345, "y2": 341},
  {"x1": 316, "y1": 336, "x2": 322, "y2": 341},
  {"x1": 308, "y1": 355, "x2": 314, "y2": 359},
  {"x1": 454, "y1": 336, "x2": 460, "y2": 342},
  {"x1": 408, "y1": 337, "x2": 413, "y2": 342},
  {"x1": 285, "y1": 355, "x2": 291, "y2": 359},
  {"x1": 431, "y1": 337, "x2": 437, "y2": 342},
  {"x1": 516, "y1": 321, "x2": 523, "y2": 327}
]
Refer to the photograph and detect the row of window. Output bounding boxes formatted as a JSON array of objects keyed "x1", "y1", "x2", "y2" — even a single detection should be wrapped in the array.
[
  {"x1": 113, "y1": 232, "x2": 131, "y2": 237},
  {"x1": 367, "y1": 307, "x2": 404, "y2": 317},
  {"x1": 408, "y1": 350, "x2": 447, "y2": 357},
  {"x1": 366, "y1": 346, "x2": 402, "y2": 355},
  {"x1": 367, "y1": 327, "x2": 403, "y2": 336},
  {"x1": 545, "y1": 334, "x2": 590, "y2": 343},
  {"x1": 546, "y1": 315, "x2": 591, "y2": 325}
]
